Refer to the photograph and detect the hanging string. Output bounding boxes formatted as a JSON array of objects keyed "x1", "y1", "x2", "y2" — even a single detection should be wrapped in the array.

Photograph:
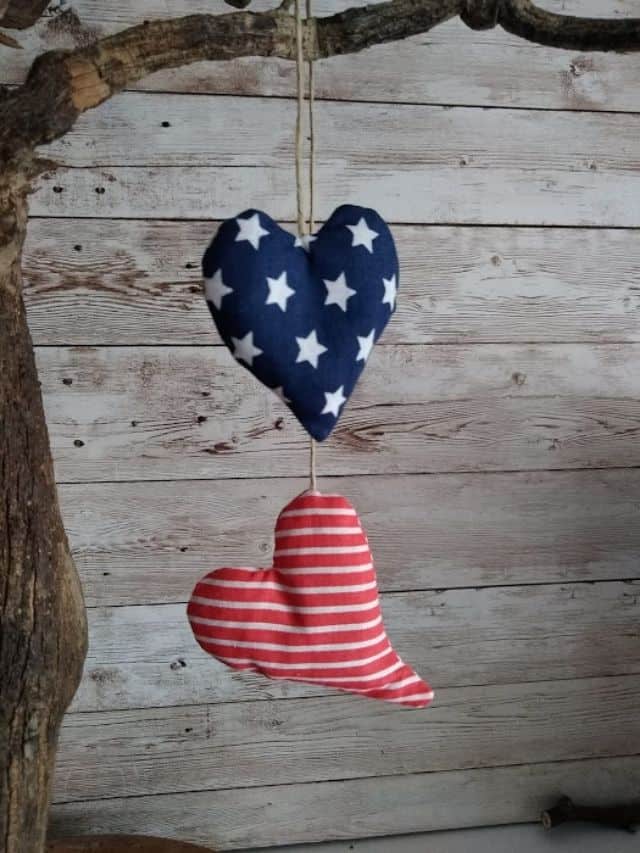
[
  {"x1": 306, "y1": 0, "x2": 315, "y2": 235},
  {"x1": 294, "y1": 0, "x2": 318, "y2": 491},
  {"x1": 294, "y1": 0, "x2": 305, "y2": 238}
]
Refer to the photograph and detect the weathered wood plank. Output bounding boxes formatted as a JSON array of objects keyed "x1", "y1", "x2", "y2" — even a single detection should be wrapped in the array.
[
  {"x1": 48, "y1": 756, "x2": 640, "y2": 849},
  {"x1": 41, "y1": 93, "x2": 640, "y2": 170},
  {"x1": 6, "y1": 2, "x2": 640, "y2": 113},
  {"x1": 54, "y1": 675, "x2": 640, "y2": 802},
  {"x1": 30, "y1": 94, "x2": 640, "y2": 226},
  {"x1": 60, "y1": 470, "x2": 640, "y2": 606},
  {"x1": 38, "y1": 344, "x2": 640, "y2": 482},
  {"x1": 73, "y1": 581, "x2": 640, "y2": 712},
  {"x1": 32, "y1": 162, "x2": 640, "y2": 226},
  {"x1": 23, "y1": 220, "x2": 640, "y2": 345}
]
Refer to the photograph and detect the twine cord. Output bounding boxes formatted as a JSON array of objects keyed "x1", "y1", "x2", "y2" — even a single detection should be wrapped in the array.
[{"x1": 294, "y1": 0, "x2": 318, "y2": 491}]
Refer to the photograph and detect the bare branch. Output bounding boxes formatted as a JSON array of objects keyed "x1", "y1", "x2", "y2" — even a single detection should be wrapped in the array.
[
  {"x1": 2, "y1": 0, "x2": 640, "y2": 171},
  {"x1": 499, "y1": 0, "x2": 640, "y2": 52}
]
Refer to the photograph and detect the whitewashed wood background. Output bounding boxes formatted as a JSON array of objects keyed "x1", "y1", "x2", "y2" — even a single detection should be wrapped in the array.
[{"x1": 7, "y1": 0, "x2": 640, "y2": 848}]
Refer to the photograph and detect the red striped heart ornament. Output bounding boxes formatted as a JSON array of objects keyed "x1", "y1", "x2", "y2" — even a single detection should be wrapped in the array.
[{"x1": 187, "y1": 490, "x2": 433, "y2": 708}]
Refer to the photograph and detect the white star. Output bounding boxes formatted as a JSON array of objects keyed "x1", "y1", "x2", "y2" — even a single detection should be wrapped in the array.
[
  {"x1": 295, "y1": 329, "x2": 328, "y2": 369},
  {"x1": 235, "y1": 213, "x2": 269, "y2": 250},
  {"x1": 324, "y1": 272, "x2": 356, "y2": 312},
  {"x1": 347, "y1": 217, "x2": 379, "y2": 253},
  {"x1": 203, "y1": 269, "x2": 233, "y2": 310},
  {"x1": 322, "y1": 386, "x2": 347, "y2": 417},
  {"x1": 266, "y1": 271, "x2": 295, "y2": 312},
  {"x1": 356, "y1": 329, "x2": 376, "y2": 362},
  {"x1": 273, "y1": 386, "x2": 291, "y2": 404},
  {"x1": 294, "y1": 234, "x2": 317, "y2": 251},
  {"x1": 231, "y1": 331, "x2": 262, "y2": 367},
  {"x1": 382, "y1": 274, "x2": 397, "y2": 309}
]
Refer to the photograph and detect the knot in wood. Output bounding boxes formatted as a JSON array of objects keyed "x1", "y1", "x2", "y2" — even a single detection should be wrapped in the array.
[{"x1": 461, "y1": 0, "x2": 500, "y2": 30}]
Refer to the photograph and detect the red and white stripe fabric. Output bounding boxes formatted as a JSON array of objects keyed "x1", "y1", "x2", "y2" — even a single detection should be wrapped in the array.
[{"x1": 187, "y1": 490, "x2": 433, "y2": 708}]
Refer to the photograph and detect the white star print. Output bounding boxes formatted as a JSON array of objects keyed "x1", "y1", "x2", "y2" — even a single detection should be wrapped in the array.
[
  {"x1": 266, "y1": 271, "x2": 295, "y2": 312},
  {"x1": 322, "y1": 386, "x2": 347, "y2": 417},
  {"x1": 295, "y1": 330, "x2": 328, "y2": 369},
  {"x1": 347, "y1": 217, "x2": 379, "y2": 253},
  {"x1": 273, "y1": 386, "x2": 291, "y2": 404},
  {"x1": 324, "y1": 272, "x2": 356, "y2": 312},
  {"x1": 294, "y1": 234, "x2": 317, "y2": 251},
  {"x1": 235, "y1": 213, "x2": 269, "y2": 250},
  {"x1": 382, "y1": 274, "x2": 397, "y2": 309},
  {"x1": 231, "y1": 331, "x2": 263, "y2": 366},
  {"x1": 203, "y1": 269, "x2": 233, "y2": 310},
  {"x1": 356, "y1": 329, "x2": 376, "y2": 362}
]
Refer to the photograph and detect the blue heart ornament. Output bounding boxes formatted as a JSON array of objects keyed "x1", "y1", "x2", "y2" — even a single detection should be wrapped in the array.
[{"x1": 202, "y1": 204, "x2": 399, "y2": 441}]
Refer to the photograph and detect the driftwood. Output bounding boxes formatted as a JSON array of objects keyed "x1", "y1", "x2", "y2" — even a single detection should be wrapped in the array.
[
  {"x1": 542, "y1": 796, "x2": 640, "y2": 833},
  {"x1": 2, "y1": 2, "x2": 640, "y2": 852}
]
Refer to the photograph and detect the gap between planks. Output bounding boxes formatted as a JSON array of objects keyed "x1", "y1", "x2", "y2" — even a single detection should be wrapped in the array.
[
  {"x1": 49, "y1": 752, "x2": 640, "y2": 805},
  {"x1": 48, "y1": 87, "x2": 640, "y2": 116},
  {"x1": 52, "y1": 463, "x2": 640, "y2": 486},
  {"x1": 6, "y1": 65, "x2": 640, "y2": 117},
  {"x1": 24, "y1": 215, "x2": 640, "y2": 229},
  {"x1": 78, "y1": 577, "x2": 640, "y2": 609}
]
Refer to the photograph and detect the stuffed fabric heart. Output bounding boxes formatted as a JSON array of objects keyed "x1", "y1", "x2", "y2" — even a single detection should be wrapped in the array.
[
  {"x1": 202, "y1": 205, "x2": 399, "y2": 441},
  {"x1": 187, "y1": 490, "x2": 433, "y2": 708}
]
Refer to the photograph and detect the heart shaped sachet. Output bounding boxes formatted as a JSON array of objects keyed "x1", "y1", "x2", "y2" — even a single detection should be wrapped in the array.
[
  {"x1": 202, "y1": 205, "x2": 399, "y2": 441},
  {"x1": 187, "y1": 490, "x2": 433, "y2": 708}
]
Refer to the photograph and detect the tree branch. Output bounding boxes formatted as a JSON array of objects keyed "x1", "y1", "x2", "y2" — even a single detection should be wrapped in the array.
[
  {"x1": 3, "y1": 0, "x2": 640, "y2": 172},
  {"x1": 542, "y1": 796, "x2": 640, "y2": 833},
  {"x1": 0, "y1": 0, "x2": 50, "y2": 30},
  {"x1": 499, "y1": 0, "x2": 640, "y2": 52},
  {"x1": 0, "y1": 0, "x2": 459, "y2": 169}
]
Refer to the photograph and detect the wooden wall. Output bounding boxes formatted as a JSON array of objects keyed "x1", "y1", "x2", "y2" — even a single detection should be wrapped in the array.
[{"x1": 7, "y1": 0, "x2": 640, "y2": 848}]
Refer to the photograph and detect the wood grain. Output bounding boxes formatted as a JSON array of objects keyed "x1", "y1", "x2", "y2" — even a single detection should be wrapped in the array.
[
  {"x1": 23, "y1": 219, "x2": 640, "y2": 346},
  {"x1": 11, "y1": 2, "x2": 640, "y2": 846},
  {"x1": 59, "y1": 469, "x2": 640, "y2": 606},
  {"x1": 4, "y1": 1, "x2": 640, "y2": 113},
  {"x1": 29, "y1": 91, "x2": 640, "y2": 226},
  {"x1": 53, "y1": 675, "x2": 640, "y2": 802},
  {"x1": 37, "y1": 343, "x2": 640, "y2": 482},
  {"x1": 32, "y1": 161, "x2": 640, "y2": 226},
  {"x1": 72, "y1": 581, "x2": 640, "y2": 712},
  {"x1": 40, "y1": 93, "x2": 640, "y2": 169},
  {"x1": 47, "y1": 756, "x2": 640, "y2": 849}
]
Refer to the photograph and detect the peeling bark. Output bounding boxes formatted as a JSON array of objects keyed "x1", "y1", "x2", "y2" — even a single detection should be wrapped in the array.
[{"x1": 0, "y1": 175, "x2": 87, "y2": 853}]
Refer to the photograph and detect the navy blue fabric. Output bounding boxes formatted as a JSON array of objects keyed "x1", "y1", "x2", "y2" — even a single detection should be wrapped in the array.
[{"x1": 202, "y1": 204, "x2": 399, "y2": 441}]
